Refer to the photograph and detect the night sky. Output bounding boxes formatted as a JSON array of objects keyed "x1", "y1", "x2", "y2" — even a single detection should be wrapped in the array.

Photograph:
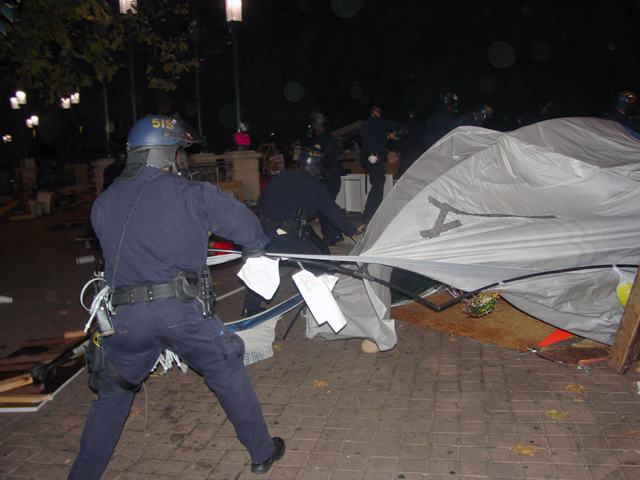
[
  {"x1": 2, "y1": 0, "x2": 639, "y2": 159},
  {"x1": 184, "y1": 0, "x2": 640, "y2": 150}
]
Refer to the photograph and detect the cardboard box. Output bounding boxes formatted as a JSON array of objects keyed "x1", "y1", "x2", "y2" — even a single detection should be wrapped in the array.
[{"x1": 218, "y1": 180, "x2": 244, "y2": 202}]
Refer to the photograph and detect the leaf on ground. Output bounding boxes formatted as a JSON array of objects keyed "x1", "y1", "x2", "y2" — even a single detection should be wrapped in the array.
[
  {"x1": 514, "y1": 444, "x2": 537, "y2": 456},
  {"x1": 58, "y1": 310, "x2": 68, "y2": 315},
  {"x1": 546, "y1": 410, "x2": 570, "y2": 420},
  {"x1": 272, "y1": 345, "x2": 281, "y2": 351},
  {"x1": 449, "y1": 335, "x2": 457, "y2": 342},
  {"x1": 314, "y1": 379, "x2": 328, "y2": 388},
  {"x1": 565, "y1": 383, "x2": 587, "y2": 394},
  {"x1": 623, "y1": 431, "x2": 640, "y2": 436},
  {"x1": 127, "y1": 408, "x2": 144, "y2": 421}
]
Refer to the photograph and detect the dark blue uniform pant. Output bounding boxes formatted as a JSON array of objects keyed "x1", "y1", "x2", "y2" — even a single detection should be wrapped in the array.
[
  {"x1": 362, "y1": 159, "x2": 386, "y2": 224},
  {"x1": 68, "y1": 299, "x2": 274, "y2": 480}
]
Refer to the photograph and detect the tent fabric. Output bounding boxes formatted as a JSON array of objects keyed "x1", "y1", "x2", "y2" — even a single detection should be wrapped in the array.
[{"x1": 307, "y1": 118, "x2": 640, "y2": 347}]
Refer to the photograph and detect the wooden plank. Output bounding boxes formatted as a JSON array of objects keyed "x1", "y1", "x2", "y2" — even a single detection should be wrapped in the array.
[
  {"x1": 10, "y1": 214, "x2": 36, "y2": 221},
  {"x1": 20, "y1": 337, "x2": 69, "y2": 348},
  {"x1": 64, "y1": 330, "x2": 87, "y2": 339},
  {"x1": 609, "y1": 270, "x2": 640, "y2": 373},
  {"x1": 1, "y1": 384, "x2": 45, "y2": 395},
  {"x1": 0, "y1": 363, "x2": 38, "y2": 372},
  {"x1": 0, "y1": 373, "x2": 33, "y2": 393},
  {"x1": 0, "y1": 200, "x2": 19, "y2": 216},
  {"x1": 0, "y1": 394, "x2": 53, "y2": 404},
  {"x1": 0, "y1": 352, "x2": 59, "y2": 366}
]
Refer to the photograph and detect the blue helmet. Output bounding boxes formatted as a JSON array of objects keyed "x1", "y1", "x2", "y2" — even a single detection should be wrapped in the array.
[
  {"x1": 126, "y1": 114, "x2": 202, "y2": 171},
  {"x1": 298, "y1": 148, "x2": 325, "y2": 178}
]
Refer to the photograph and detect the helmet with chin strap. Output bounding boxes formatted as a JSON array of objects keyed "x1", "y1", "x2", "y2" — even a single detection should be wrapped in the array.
[
  {"x1": 439, "y1": 92, "x2": 459, "y2": 112},
  {"x1": 126, "y1": 114, "x2": 202, "y2": 174},
  {"x1": 473, "y1": 104, "x2": 494, "y2": 126},
  {"x1": 298, "y1": 148, "x2": 325, "y2": 178},
  {"x1": 611, "y1": 91, "x2": 638, "y2": 115}
]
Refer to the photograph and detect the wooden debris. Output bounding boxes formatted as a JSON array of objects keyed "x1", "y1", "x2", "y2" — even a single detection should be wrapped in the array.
[
  {"x1": 536, "y1": 337, "x2": 610, "y2": 366},
  {"x1": 0, "y1": 332, "x2": 89, "y2": 411},
  {"x1": 0, "y1": 200, "x2": 19, "y2": 216},
  {"x1": 0, "y1": 394, "x2": 54, "y2": 404},
  {"x1": 0, "y1": 373, "x2": 33, "y2": 393}
]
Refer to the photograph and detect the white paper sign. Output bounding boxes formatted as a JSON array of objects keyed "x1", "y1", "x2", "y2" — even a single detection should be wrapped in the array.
[
  {"x1": 292, "y1": 270, "x2": 347, "y2": 333},
  {"x1": 237, "y1": 257, "x2": 280, "y2": 300}
]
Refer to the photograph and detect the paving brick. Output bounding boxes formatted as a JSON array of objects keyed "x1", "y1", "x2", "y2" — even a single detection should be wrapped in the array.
[{"x1": 3, "y1": 272, "x2": 640, "y2": 480}]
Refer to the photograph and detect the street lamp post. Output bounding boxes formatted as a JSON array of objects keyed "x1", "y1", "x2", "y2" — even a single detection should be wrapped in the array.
[
  {"x1": 25, "y1": 115, "x2": 39, "y2": 162},
  {"x1": 226, "y1": 0, "x2": 243, "y2": 136},
  {"x1": 120, "y1": 0, "x2": 138, "y2": 124},
  {"x1": 61, "y1": 92, "x2": 81, "y2": 161},
  {"x1": 191, "y1": 15, "x2": 204, "y2": 145},
  {"x1": 10, "y1": 90, "x2": 29, "y2": 160}
]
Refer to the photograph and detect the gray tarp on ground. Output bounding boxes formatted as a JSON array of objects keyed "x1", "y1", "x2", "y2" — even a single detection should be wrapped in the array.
[{"x1": 307, "y1": 117, "x2": 640, "y2": 347}]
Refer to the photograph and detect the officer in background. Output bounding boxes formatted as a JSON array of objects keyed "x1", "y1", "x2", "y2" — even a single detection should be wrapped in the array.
[
  {"x1": 422, "y1": 92, "x2": 460, "y2": 151},
  {"x1": 453, "y1": 104, "x2": 495, "y2": 128},
  {"x1": 526, "y1": 100, "x2": 559, "y2": 125},
  {"x1": 69, "y1": 115, "x2": 284, "y2": 479},
  {"x1": 101, "y1": 152, "x2": 126, "y2": 192},
  {"x1": 241, "y1": 149, "x2": 359, "y2": 317},
  {"x1": 358, "y1": 106, "x2": 405, "y2": 226},
  {"x1": 395, "y1": 108, "x2": 426, "y2": 179},
  {"x1": 602, "y1": 91, "x2": 638, "y2": 130},
  {"x1": 308, "y1": 112, "x2": 344, "y2": 247}
]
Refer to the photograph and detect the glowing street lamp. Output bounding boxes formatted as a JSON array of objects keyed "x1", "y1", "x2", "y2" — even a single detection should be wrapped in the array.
[
  {"x1": 15, "y1": 90, "x2": 26, "y2": 105},
  {"x1": 226, "y1": 0, "x2": 242, "y2": 22},
  {"x1": 120, "y1": 0, "x2": 138, "y2": 123},
  {"x1": 26, "y1": 115, "x2": 39, "y2": 128}
]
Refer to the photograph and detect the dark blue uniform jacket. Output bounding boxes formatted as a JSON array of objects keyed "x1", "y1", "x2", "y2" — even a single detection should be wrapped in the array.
[
  {"x1": 91, "y1": 165, "x2": 268, "y2": 288},
  {"x1": 311, "y1": 131, "x2": 342, "y2": 176},
  {"x1": 359, "y1": 116, "x2": 404, "y2": 156},
  {"x1": 259, "y1": 169, "x2": 357, "y2": 238}
]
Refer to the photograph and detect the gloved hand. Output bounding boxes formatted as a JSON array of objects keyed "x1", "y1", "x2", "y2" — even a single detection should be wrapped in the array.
[{"x1": 242, "y1": 247, "x2": 266, "y2": 260}]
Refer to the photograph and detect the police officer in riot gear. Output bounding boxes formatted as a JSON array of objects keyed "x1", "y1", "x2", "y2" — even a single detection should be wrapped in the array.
[
  {"x1": 69, "y1": 114, "x2": 284, "y2": 479},
  {"x1": 522, "y1": 100, "x2": 559, "y2": 127},
  {"x1": 395, "y1": 108, "x2": 426, "y2": 179},
  {"x1": 358, "y1": 106, "x2": 405, "y2": 226},
  {"x1": 603, "y1": 91, "x2": 639, "y2": 130},
  {"x1": 422, "y1": 92, "x2": 460, "y2": 151},
  {"x1": 453, "y1": 104, "x2": 495, "y2": 128},
  {"x1": 308, "y1": 112, "x2": 344, "y2": 246},
  {"x1": 241, "y1": 148, "x2": 359, "y2": 317}
]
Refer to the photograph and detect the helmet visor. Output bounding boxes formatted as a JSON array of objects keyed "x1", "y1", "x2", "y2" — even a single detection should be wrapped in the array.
[{"x1": 169, "y1": 113, "x2": 204, "y2": 144}]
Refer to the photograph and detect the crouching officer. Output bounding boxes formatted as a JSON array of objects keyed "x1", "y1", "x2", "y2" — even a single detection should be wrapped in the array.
[
  {"x1": 69, "y1": 114, "x2": 284, "y2": 479},
  {"x1": 241, "y1": 148, "x2": 360, "y2": 317}
]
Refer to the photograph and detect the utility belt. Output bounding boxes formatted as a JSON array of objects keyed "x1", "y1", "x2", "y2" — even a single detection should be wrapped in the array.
[
  {"x1": 261, "y1": 214, "x2": 308, "y2": 240},
  {"x1": 260, "y1": 217, "x2": 297, "y2": 234},
  {"x1": 110, "y1": 267, "x2": 215, "y2": 319}
]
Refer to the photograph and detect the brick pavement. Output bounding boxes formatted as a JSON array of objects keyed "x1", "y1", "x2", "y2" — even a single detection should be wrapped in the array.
[
  {"x1": 2, "y1": 213, "x2": 640, "y2": 479},
  {"x1": 2, "y1": 313, "x2": 640, "y2": 479}
]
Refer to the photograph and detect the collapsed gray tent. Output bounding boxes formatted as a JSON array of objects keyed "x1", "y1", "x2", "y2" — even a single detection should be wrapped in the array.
[{"x1": 307, "y1": 117, "x2": 640, "y2": 347}]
